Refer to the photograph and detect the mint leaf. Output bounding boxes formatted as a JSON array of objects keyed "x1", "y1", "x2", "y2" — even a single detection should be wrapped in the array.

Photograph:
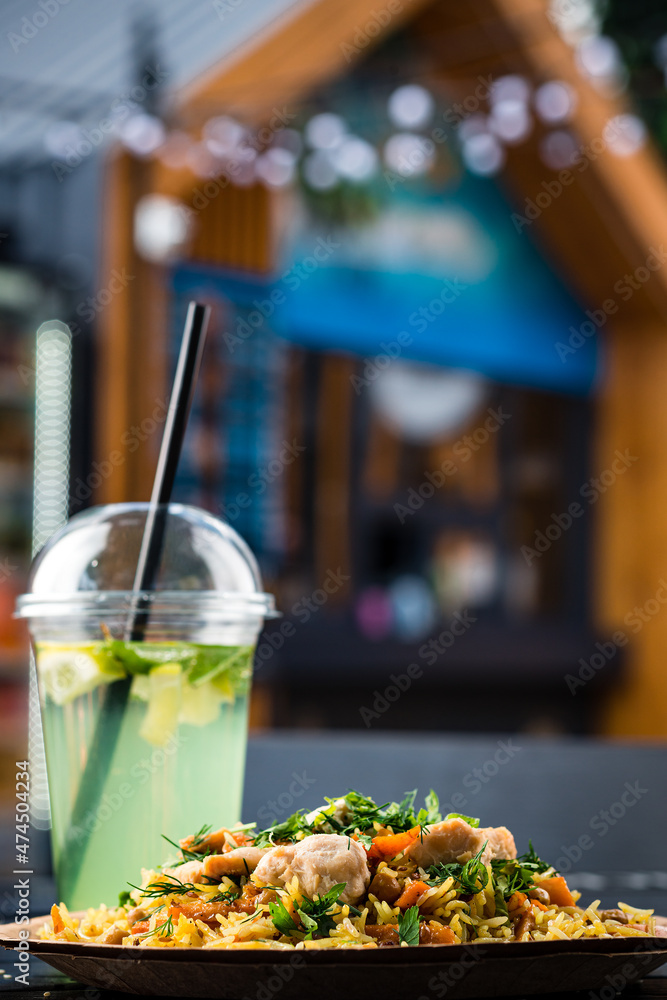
[{"x1": 187, "y1": 645, "x2": 253, "y2": 686}]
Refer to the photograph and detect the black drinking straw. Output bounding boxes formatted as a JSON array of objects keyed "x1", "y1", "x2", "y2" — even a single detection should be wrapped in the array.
[
  {"x1": 60, "y1": 301, "x2": 210, "y2": 902},
  {"x1": 126, "y1": 301, "x2": 211, "y2": 636}
]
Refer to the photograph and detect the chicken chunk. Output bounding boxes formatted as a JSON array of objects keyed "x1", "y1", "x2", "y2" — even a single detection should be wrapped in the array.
[
  {"x1": 407, "y1": 817, "x2": 516, "y2": 868},
  {"x1": 179, "y1": 826, "x2": 238, "y2": 854},
  {"x1": 203, "y1": 845, "x2": 268, "y2": 878},
  {"x1": 253, "y1": 842, "x2": 297, "y2": 882},
  {"x1": 479, "y1": 825, "x2": 517, "y2": 862},
  {"x1": 253, "y1": 833, "x2": 370, "y2": 904},
  {"x1": 159, "y1": 860, "x2": 207, "y2": 884}
]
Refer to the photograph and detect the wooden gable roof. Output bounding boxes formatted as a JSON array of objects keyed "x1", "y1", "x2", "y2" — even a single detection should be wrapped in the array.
[{"x1": 178, "y1": 0, "x2": 667, "y2": 322}]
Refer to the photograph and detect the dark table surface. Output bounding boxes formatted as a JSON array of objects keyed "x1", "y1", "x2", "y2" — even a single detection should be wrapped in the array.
[
  {"x1": 0, "y1": 942, "x2": 664, "y2": 999},
  {"x1": 1, "y1": 732, "x2": 666, "y2": 998}
]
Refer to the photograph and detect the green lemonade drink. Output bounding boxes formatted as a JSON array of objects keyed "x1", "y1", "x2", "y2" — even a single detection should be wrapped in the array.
[
  {"x1": 17, "y1": 503, "x2": 276, "y2": 911},
  {"x1": 36, "y1": 639, "x2": 254, "y2": 910}
]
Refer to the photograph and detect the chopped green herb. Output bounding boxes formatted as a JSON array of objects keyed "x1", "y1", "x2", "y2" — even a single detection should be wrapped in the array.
[
  {"x1": 489, "y1": 842, "x2": 552, "y2": 900},
  {"x1": 207, "y1": 888, "x2": 240, "y2": 904},
  {"x1": 233, "y1": 822, "x2": 257, "y2": 834},
  {"x1": 268, "y1": 898, "x2": 299, "y2": 935},
  {"x1": 135, "y1": 914, "x2": 174, "y2": 940},
  {"x1": 128, "y1": 876, "x2": 203, "y2": 899},
  {"x1": 425, "y1": 842, "x2": 489, "y2": 894},
  {"x1": 298, "y1": 910, "x2": 318, "y2": 932},
  {"x1": 191, "y1": 824, "x2": 212, "y2": 848},
  {"x1": 254, "y1": 789, "x2": 447, "y2": 847},
  {"x1": 297, "y1": 883, "x2": 346, "y2": 938},
  {"x1": 398, "y1": 905, "x2": 420, "y2": 947},
  {"x1": 268, "y1": 883, "x2": 346, "y2": 940},
  {"x1": 161, "y1": 833, "x2": 211, "y2": 864},
  {"x1": 118, "y1": 890, "x2": 131, "y2": 908},
  {"x1": 253, "y1": 810, "x2": 315, "y2": 849},
  {"x1": 417, "y1": 790, "x2": 443, "y2": 827},
  {"x1": 490, "y1": 848, "x2": 552, "y2": 900},
  {"x1": 444, "y1": 813, "x2": 480, "y2": 828},
  {"x1": 494, "y1": 889, "x2": 509, "y2": 924},
  {"x1": 518, "y1": 840, "x2": 552, "y2": 874}
]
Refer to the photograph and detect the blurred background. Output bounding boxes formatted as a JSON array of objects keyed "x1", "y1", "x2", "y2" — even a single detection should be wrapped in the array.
[{"x1": 2, "y1": 0, "x2": 667, "y2": 826}]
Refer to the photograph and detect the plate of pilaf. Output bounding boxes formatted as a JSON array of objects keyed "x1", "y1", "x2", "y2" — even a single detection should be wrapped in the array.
[{"x1": 2, "y1": 791, "x2": 666, "y2": 998}]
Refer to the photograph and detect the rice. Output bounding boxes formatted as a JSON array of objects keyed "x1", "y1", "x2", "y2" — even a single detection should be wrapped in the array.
[
  {"x1": 40, "y1": 865, "x2": 657, "y2": 950},
  {"x1": 38, "y1": 792, "x2": 659, "y2": 951}
]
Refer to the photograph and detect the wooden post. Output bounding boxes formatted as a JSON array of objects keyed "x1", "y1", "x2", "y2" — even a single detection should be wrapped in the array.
[
  {"x1": 315, "y1": 355, "x2": 354, "y2": 600},
  {"x1": 596, "y1": 322, "x2": 667, "y2": 736},
  {"x1": 95, "y1": 150, "x2": 168, "y2": 503}
]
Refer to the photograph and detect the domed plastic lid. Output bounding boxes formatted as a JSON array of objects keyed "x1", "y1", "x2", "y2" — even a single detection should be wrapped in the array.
[{"x1": 16, "y1": 502, "x2": 277, "y2": 621}]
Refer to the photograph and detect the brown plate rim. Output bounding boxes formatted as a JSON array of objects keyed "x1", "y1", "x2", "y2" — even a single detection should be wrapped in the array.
[{"x1": 2, "y1": 915, "x2": 667, "y2": 966}]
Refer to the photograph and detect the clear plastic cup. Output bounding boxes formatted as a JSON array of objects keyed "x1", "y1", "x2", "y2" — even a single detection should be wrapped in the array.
[{"x1": 16, "y1": 502, "x2": 276, "y2": 910}]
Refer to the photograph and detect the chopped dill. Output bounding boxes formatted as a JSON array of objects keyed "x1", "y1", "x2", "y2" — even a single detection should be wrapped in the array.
[
  {"x1": 161, "y1": 833, "x2": 211, "y2": 864},
  {"x1": 191, "y1": 824, "x2": 212, "y2": 847},
  {"x1": 135, "y1": 914, "x2": 174, "y2": 940},
  {"x1": 253, "y1": 789, "x2": 453, "y2": 846},
  {"x1": 128, "y1": 876, "x2": 201, "y2": 899},
  {"x1": 206, "y1": 888, "x2": 240, "y2": 904},
  {"x1": 425, "y1": 842, "x2": 489, "y2": 894}
]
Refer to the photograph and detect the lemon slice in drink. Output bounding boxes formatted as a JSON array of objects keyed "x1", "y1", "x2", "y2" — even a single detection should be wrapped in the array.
[
  {"x1": 130, "y1": 673, "x2": 150, "y2": 701},
  {"x1": 35, "y1": 644, "x2": 125, "y2": 706},
  {"x1": 180, "y1": 679, "x2": 221, "y2": 726},
  {"x1": 211, "y1": 671, "x2": 236, "y2": 704},
  {"x1": 139, "y1": 663, "x2": 182, "y2": 747}
]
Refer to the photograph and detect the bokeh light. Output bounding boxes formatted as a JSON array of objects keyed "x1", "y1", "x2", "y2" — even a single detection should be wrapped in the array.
[
  {"x1": 388, "y1": 84, "x2": 435, "y2": 129},
  {"x1": 119, "y1": 113, "x2": 166, "y2": 157},
  {"x1": 384, "y1": 133, "x2": 436, "y2": 177},
  {"x1": 302, "y1": 149, "x2": 338, "y2": 189},
  {"x1": 305, "y1": 113, "x2": 347, "y2": 150},
  {"x1": 534, "y1": 81, "x2": 577, "y2": 124},
  {"x1": 461, "y1": 132, "x2": 505, "y2": 176},
  {"x1": 332, "y1": 136, "x2": 379, "y2": 182},
  {"x1": 489, "y1": 99, "x2": 532, "y2": 144}
]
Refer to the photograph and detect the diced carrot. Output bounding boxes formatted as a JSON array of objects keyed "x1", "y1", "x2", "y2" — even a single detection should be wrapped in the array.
[
  {"x1": 51, "y1": 903, "x2": 64, "y2": 934},
  {"x1": 539, "y1": 876, "x2": 575, "y2": 908},
  {"x1": 508, "y1": 892, "x2": 527, "y2": 911},
  {"x1": 420, "y1": 922, "x2": 458, "y2": 945},
  {"x1": 131, "y1": 920, "x2": 149, "y2": 935},
  {"x1": 395, "y1": 880, "x2": 429, "y2": 910},
  {"x1": 370, "y1": 826, "x2": 421, "y2": 860},
  {"x1": 532, "y1": 900, "x2": 549, "y2": 912}
]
